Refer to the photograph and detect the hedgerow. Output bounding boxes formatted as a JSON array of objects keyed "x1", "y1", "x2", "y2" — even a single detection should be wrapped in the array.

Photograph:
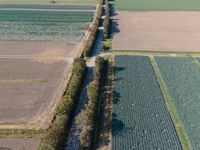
[
  {"x1": 83, "y1": 1, "x2": 102, "y2": 57},
  {"x1": 37, "y1": 58, "x2": 86, "y2": 150},
  {"x1": 76, "y1": 57, "x2": 106, "y2": 149}
]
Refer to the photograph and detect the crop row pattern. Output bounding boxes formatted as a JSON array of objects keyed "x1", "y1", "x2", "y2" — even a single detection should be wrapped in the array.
[
  {"x1": 113, "y1": 55, "x2": 181, "y2": 150},
  {"x1": 155, "y1": 56, "x2": 200, "y2": 149}
]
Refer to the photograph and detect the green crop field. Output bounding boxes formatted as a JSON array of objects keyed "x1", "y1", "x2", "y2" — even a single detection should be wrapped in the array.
[
  {"x1": 112, "y1": 55, "x2": 181, "y2": 150},
  {"x1": 155, "y1": 56, "x2": 200, "y2": 149},
  {"x1": 0, "y1": 0, "x2": 97, "y2": 2},
  {"x1": 114, "y1": 0, "x2": 200, "y2": 11},
  {"x1": 0, "y1": 4, "x2": 96, "y2": 10},
  {"x1": 0, "y1": 8, "x2": 94, "y2": 41}
]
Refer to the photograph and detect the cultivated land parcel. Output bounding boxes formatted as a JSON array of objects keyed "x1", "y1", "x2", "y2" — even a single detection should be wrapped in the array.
[
  {"x1": 112, "y1": 0, "x2": 200, "y2": 52},
  {"x1": 0, "y1": 2, "x2": 97, "y2": 149},
  {"x1": 113, "y1": 55, "x2": 182, "y2": 150},
  {"x1": 113, "y1": 55, "x2": 200, "y2": 149},
  {"x1": 0, "y1": 3, "x2": 95, "y2": 129},
  {"x1": 111, "y1": 0, "x2": 200, "y2": 149}
]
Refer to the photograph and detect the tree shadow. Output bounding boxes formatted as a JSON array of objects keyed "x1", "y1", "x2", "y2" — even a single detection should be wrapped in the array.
[
  {"x1": 111, "y1": 19, "x2": 120, "y2": 35},
  {"x1": 114, "y1": 66, "x2": 125, "y2": 74},
  {"x1": 112, "y1": 113, "x2": 125, "y2": 137},
  {"x1": 112, "y1": 90, "x2": 121, "y2": 104},
  {"x1": 108, "y1": 0, "x2": 120, "y2": 38}
]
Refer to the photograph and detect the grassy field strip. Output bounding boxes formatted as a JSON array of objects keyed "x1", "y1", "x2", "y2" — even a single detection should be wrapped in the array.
[
  {"x1": 0, "y1": 4, "x2": 96, "y2": 10},
  {"x1": 150, "y1": 57, "x2": 191, "y2": 150},
  {"x1": 0, "y1": 0, "x2": 97, "y2": 2},
  {"x1": 0, "y1": 8, "x2": 95, "y2": 12},
  {"x1": 0, "y1": 79, "x2": 49, "y2": 84},
  {"x1": 114, "y1": 0, "x2": 200, "y2": 11},
  {"x1": 189, "y1": 56, "x2": 200, "y2": 70},
  {"x1": 110, "y1": 50, "x2": 200, "y2": 55}
]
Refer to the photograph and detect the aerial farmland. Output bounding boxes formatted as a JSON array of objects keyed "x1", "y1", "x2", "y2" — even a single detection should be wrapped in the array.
[
  {"x1": 2, "y1": 0, "x2": 200, "y2": 149},
  {"x1": 0, "y1": 1, "x2": 95, "y2": 129},
  {"x1": 112, "y1": 0, "x2": 200, "y2": 52},
  {"x1": 111, "y1": 0, "x2": 200, "y2": 149},
  {"x1": 0, "y1": 0, "x2": 98, "y2": 149}
]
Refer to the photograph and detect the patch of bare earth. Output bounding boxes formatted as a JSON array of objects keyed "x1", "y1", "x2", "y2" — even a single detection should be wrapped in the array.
[
  {"x1": 0, "y1": 41, "x2": 79, "y2": 129},
  {"x1": 0, "y1": 138, "x2": 40, "y2": 150},
  {"x1": 112, "y1": 11, "x2": 200, "y2": 52}
]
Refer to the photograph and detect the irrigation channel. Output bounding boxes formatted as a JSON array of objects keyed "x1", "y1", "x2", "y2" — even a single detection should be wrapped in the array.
[{"x1": 65, "y1": 0, "x2": 106, "y2": 149}]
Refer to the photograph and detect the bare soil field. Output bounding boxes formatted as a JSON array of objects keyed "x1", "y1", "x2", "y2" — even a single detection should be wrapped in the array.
[
  {"x1": 0, "y1": 138, "x2": 40, "y2": 150},
  {"x1": 112, "y1": 11, "x2": 200, "y2": 52},
  {"x1": 0, "y1": 41, "x2": 79, "y2": 129}
]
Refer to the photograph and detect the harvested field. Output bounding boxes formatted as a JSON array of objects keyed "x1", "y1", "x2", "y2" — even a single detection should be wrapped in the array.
[
  {"x1": 112, "y1": 11, "x2": 200, "y2": 52},
  {"x1": 112, "y1": 55, "x2": 181, "y2": 150},
  {"x1": 0, "y1": 138, "x2": 40, "y2": 150}
]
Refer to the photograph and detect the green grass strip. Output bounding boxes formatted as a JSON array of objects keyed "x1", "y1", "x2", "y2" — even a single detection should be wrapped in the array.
[
  {"x1": 188, "y1": 56, "x2": 200, "y2": 71},
  {"x1": 110, "y1": 49, "x2": 200, "y2": 55},
  {"x1": 150, "y1": 56, "x2": 191, "y2": 150}
]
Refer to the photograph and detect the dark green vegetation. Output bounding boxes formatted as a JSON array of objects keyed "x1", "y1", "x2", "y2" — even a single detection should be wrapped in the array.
[
  {"x1": 37, "y1": 58, "x2": 86, "y2": 150},
  {"x1": 0, "y1": 4, "x2": 95, "y2": 10},
  {"x1": 155, "y1": 56, "x2": 200, "y2": 149},
  {"x1": 113, "y1": 55, "x2": 182, "y2": 150},
  {"x1": 83, "y1": 0, "x2": 102, "y2": 57},
  {"x1": 114, "y1": 0, "x2": 200, "y2": 11},
  {"x1": 0, "y1": 9, "x2": 94, "y2": 41},
  {"x1": 151, "y1": 57, "x2": 190, "y2": 150},
  {"x1": 76, "y1": 57, "x2": 106, "y2": 149}
]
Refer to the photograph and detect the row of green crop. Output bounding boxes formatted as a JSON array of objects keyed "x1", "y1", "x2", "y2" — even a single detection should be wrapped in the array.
[
  {"x1": 0, "y1": 15, "x2": 93, "y2": 22},
  {"x1": 0, "y1": 21, "x2": 89, "y2": 31},
  {"x1": 76, "y1": 57, "x2": 106, "y2": 149},
  {"x1": 155, "y1": 56, "x2": 200, "y2": 149},
  {"x1": 0, "y1": 10, "x2": 93, "y2": 16},
  {"x1": 0, "y1": 9, "x2": 94, "y2": 41},
  {"x1": 37, "y1": 58, "x2": 86, "y2": 150},
  {"x1": 0, "y1": 4, "x2": 96, "y2": 10},
  {"x1": 113, "y1": 55, "x2": 182, "y2": 150}
]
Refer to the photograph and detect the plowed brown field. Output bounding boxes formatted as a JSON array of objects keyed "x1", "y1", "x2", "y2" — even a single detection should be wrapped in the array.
[{"x1": 112, "y1": 11, "x2": 200, "y2": 52}]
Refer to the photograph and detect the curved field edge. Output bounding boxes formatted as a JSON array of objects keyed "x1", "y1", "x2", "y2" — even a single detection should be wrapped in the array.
[{"x1": 150, "y1": 57, "x2": 191, "y2": 150}]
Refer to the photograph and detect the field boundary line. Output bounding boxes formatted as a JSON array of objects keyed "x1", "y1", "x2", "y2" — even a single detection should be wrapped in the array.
[
  {"x1": 110, "y1": 49, "x2": 200, "y2": 56},
  {"x1": 150, "y1": 56, "x2": 191, "y2": 150},
  {"x1": 189, "y1": 56, "x2": 200, "y2": 70},
  {"x1": 0, "y1": 79, "x2": 49, "y2": 84}
]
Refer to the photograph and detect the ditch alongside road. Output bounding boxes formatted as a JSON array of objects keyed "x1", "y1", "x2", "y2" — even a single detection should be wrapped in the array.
[{"x1": 65, "y1": 0, "x2": 106, "y2": 149}]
